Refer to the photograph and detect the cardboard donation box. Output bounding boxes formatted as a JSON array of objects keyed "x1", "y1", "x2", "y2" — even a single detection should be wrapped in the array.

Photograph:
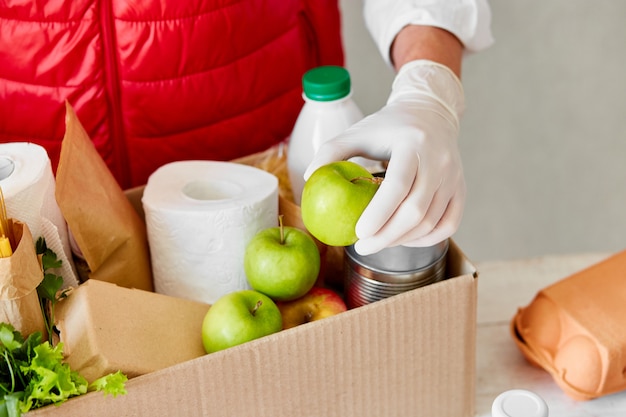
[
  {"x1": 24, "y1": 108, "x2": 478, "y2": 417},
  {"x1": 28, "y1": 242, "x2": 477, "y2": 417},
  {"x1": 28, "y1": 241, "x2": 477, "y2": 417},
  {"x1": 512, "y1": 250, "x2": 626, "y2": 400}
]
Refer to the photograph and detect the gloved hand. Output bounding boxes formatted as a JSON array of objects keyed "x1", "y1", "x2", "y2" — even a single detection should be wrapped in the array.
[{"x1": 304, "y1": 60, "x2": 466, "y2": 256}]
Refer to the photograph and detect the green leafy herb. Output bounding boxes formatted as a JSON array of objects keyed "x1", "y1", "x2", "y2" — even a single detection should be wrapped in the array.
[
  {"x1": 35, "y1": 238, "x2": 70, "y2": 344},
  {"x1": 0, "y1": 322, "x2": 127, "y2": 416},
  {"x1": 89, "y1": 371, "x2": 128, "y2": 398},
  {"x1": 0, "y1": 239, "x2": 128, "y2": 416},
  {"x1": 35, "y1": 238, "x2": 62, "y2": 272},
  {"x1": 0, "y1": 323, "x2": 87, "y2": 416}
]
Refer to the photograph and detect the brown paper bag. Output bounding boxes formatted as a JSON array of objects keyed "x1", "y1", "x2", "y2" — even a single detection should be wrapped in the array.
[
  {"x1": 55, "y1": 102, "x2": 153, "y2": 291},
  {"x1": 56, "y1": 279, "x2": 209, "y2": 383},
  {"x1": 0, "y1": 220, "x2": 46, "y2": 337}
]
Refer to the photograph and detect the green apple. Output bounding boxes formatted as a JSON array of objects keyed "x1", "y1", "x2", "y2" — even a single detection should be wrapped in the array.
[
  {"x1": 201, "y1": 290, "x2": 282, "y2": 353},
  {"x1": 244, "y1": 218, "x2": 320, "y2": 301},
  {"x1": 276, "y1": 286, "x2": 347, "y2": 329},
  {"x1": 301, "y1": 161, "x2": 382, "y2": 247}
]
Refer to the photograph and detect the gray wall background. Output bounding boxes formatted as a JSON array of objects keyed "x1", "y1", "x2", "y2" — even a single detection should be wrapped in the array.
[{"x1": 339, "y1": 0, "x2": 626, "y2": 262}]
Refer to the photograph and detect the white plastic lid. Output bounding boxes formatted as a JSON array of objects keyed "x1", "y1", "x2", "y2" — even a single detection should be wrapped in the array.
[{"x1": 492, "y1": 389, "x2": 549, "y2": 417}]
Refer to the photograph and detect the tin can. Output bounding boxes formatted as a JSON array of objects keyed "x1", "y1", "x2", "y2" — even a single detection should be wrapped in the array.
[{"x1": 344, "y1": 239, "x2": 449, "y2": 308}]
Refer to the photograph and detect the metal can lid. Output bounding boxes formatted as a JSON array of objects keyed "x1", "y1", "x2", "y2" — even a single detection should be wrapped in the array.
[{"x1": 344, "y1": 239, "x2": 448, "y2": 276}]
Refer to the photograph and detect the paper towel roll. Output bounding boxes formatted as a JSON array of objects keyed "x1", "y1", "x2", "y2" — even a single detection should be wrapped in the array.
[
  {"x1": 142, "y1": 161, "x2": 279, "y2": 304},
  {"x1": 0, "y1": 142, "x2": 79, "y2": 288}
]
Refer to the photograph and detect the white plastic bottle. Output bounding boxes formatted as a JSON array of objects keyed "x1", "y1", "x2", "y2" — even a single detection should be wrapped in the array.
[{"x1": 287, "y1": 66, "x2": 379, "y2": 205}]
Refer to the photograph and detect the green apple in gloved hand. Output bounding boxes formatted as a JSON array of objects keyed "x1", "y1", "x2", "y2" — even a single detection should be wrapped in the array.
[
  {"x1": 244, "y1": 217, "x2": 320, "y2": 301},
  {"x1": 301, "y1": 161, "x2": 382, "y2": 247},
  {"x1": 201, "y1": 290, "x2": 282, "y2": 353}
]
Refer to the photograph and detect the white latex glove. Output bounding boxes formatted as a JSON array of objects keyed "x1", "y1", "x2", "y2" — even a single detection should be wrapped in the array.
[{"x1": 304, "y1": 60, "x2": 466, "y2": 256}]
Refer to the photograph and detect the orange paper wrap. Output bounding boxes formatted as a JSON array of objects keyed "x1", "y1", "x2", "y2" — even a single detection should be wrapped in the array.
[
  {"x1": 0, "y1": 220, "x2": 46, "y2": 337},
  {"x1": 55, "y1": 102, "x2": 153, "y2": 291},
  {"x1": 512, "y1": 250, "x2": 626, "y2": 400}
]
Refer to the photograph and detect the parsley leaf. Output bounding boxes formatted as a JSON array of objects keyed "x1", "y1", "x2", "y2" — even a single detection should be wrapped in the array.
[{"x1": 35, "y1": 238, "x2": 70, "y2": 344}]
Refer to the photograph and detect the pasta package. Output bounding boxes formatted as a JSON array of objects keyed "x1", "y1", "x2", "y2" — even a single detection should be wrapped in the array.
[{"x1": 0, "y1": 220, "x2": 46, "y2": 337}]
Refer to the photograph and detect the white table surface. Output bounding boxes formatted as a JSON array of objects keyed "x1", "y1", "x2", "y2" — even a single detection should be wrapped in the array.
[{"x1": 474, "y1": 252, "x2": 626, "y2": 417}]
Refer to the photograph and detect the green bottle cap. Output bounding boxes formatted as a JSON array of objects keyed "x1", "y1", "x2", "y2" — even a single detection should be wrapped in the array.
[{"x1": 302, "y1": 66, "x2": 351, "y2": 101}]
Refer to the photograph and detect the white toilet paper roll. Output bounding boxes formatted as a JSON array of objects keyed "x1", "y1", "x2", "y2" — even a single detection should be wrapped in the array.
[
  {"x1": 0, "y1": 142, "x2": 79, "y2": 288},
  {"x1": 142, "y1": 161, "x2": 279, "y2": 304}
]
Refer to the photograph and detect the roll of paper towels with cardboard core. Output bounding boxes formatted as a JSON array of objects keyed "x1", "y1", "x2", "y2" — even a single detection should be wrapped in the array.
[
  {"x1": 142, "y1": 161, "x2": 279, "y2": 304},
  {"x1": 0, "y1": 143, "x2": 78, "y2": 288}
]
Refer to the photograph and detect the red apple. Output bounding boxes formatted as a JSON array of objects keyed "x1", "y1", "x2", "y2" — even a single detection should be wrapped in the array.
[{"x1": 276, "y1": 287, "x2": 347, "y2": 329}]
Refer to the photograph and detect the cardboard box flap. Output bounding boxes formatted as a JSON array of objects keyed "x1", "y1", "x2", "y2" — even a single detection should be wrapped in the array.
[{"x1": 446, "y1": 239, "x2": 478, "y2": 279}]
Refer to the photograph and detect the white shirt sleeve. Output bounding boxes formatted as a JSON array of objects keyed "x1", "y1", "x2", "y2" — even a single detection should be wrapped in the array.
[{"x1": 364, "y1": 0, "x2": 495, "y2": 66}]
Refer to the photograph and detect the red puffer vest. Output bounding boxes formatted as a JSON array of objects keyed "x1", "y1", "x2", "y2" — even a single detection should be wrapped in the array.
[{"x1": 0, "y1": 0, "x2": 343, "y2": 188}]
